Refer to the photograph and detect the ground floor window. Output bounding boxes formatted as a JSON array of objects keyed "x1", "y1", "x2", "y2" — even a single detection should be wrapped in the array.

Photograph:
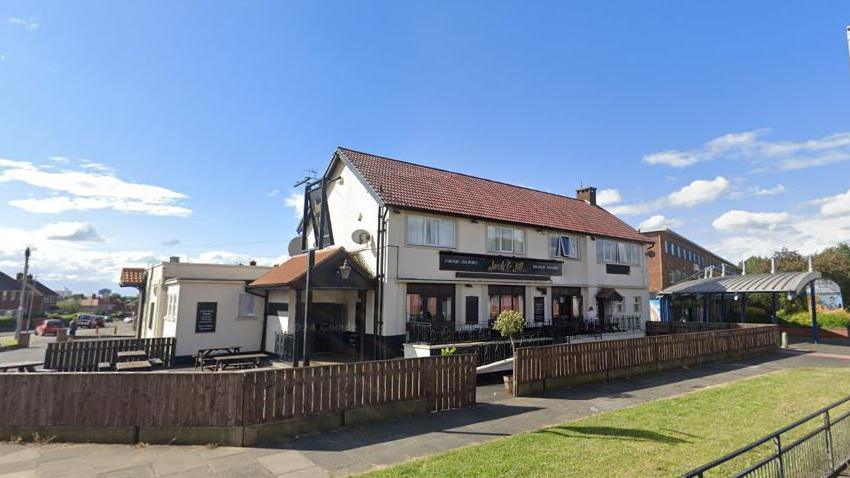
[
  {"x1": 488, "y1": 285, "x2": 525, "y2": 321},
  {"x1": 552, "y1": 286, "x2": 582, "y2": 320},
  {"x1": 406, "y1": 283, "x2": 455, "y2": 322}
]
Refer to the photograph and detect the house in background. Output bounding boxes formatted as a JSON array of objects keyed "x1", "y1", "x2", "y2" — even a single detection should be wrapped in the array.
[
  {"x1": 640, "y1": 228, "x2": 739, "y2": 321},
  {"x1": 79, "y1": 295, "x2": 111, "y2": 314},
  {"x1": 0, "y1": 271, "x2": 59, "y2": 316}
]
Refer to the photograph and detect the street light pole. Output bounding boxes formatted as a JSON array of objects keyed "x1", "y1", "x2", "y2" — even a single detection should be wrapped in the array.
[{"x1": 14, "y1": 247, "x2": 31, "y2": 341}]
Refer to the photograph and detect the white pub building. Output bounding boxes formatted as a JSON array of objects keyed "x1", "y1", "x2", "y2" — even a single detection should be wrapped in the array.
[{"x1": 129, "y1": 147, "x2": 651, "y2": 362}]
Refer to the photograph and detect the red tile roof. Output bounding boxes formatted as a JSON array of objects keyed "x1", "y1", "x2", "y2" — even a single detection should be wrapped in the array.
[
  {"x1": 250, "y1": 247, "x2": 342, "y2": 287},
  {"x1": 119, "y1": 268, "x2": 146, "y2": 287},
  {"x1": 338, "y1": 148, "x2": 650, "y2": 243}
]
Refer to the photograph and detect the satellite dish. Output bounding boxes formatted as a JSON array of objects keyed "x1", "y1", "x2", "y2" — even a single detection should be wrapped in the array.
[
  {"x1": 351, "y1": 229, "x2": 371, "y2": 245},
  {"x1": 287, "y1": 237, "x2": 302, "y2": 256}
]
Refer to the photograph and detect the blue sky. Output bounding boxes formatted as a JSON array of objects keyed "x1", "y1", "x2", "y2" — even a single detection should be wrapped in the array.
[{"x1": 1, "y1": 1, "x2": 849, "y2": 294}]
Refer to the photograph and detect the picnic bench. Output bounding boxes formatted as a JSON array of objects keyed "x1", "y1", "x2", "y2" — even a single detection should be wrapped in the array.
[
  {"x1": 208, "y1": 353, "x2": 267, "y2": 371},
  {"x1": 0, "y1": 361, "x2": 42, "y2": 373},
  {"x1": 116, "y1": 350, "x2": 147, "y2": 362},
  {"x1": 115, "y1": 360, "x2": 152, "y2": 372},
  {"x1": 195, "y1": 345, "x2": 242, "y2": 369}
]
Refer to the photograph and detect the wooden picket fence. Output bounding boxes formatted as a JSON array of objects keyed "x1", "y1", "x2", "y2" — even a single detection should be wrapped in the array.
[
  {"x1": 513, "y1": 325, "x2": 780, "y2": 396},
  {"x1": 0, "y1": 355, "x2": 476, "y2": 433},
  {"x1": 242, "y1": 355, "x2": 476, "y2": 425},
  {"x1": 644, "y1": 321, "x2": 762, "y2": 335},
  {"x1": 43, "y1": 338, "x2": 176, "y2": 371}
]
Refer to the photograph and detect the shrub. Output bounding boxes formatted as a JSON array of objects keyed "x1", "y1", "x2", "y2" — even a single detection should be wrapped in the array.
[
  {"x1": 440, "y1": 346, "x2": 457, "y2": 356},
  {"x1": 780, "y1": 308, "x2": 850, "y2": 328}
]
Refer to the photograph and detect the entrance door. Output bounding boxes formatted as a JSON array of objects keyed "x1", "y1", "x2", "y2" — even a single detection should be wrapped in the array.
[
  {"x1": 465, "y1": 296, "x2": 479, "y2": 325},
  {"x1": 310, "y1": 303, "x2": 345, "y2": 355},
  {"x1": 596, "y1": 299, "x2": 606, "y2": 327}
]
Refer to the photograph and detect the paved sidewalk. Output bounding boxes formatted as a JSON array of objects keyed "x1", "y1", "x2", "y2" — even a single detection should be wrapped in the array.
[{"x1": 1, "y1": 344, "x2": 847, "y2": 477}]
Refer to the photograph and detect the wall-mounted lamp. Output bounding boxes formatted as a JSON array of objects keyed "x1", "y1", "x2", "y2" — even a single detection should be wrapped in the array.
[
  {"x1": 787, "y1": 292, "x2": 795, "y2": 301},
  {"x1": 733, "y1": 294, "x2": 740, "y2": 301},
  {"x1": 536, "y1": 287, "x2": 547, "y2": 294},
  {"x1": 338, "y1": 259, "x2": 352, "y2": 280},
  {"x1": 590, "y1": 235, "x2": 596, "y2": 241}
]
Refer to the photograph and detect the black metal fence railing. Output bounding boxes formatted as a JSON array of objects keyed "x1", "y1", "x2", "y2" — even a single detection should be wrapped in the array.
[
  {"x1": 456, "y1": 336, "x2": 553, "y2": 367},
  {"x1": 684, "y1": 394, "x2": 850, "y2": 477},
  {"x1": 406, "y1": 316, "x2": 643, "y2": 346},
  {"x1": 274, "y1": 332, "x2": 296, "y2": 363}
]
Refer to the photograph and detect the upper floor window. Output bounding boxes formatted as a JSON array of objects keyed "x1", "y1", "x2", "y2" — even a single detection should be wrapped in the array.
[
  {"x1": 487, "y1": 226, "x2": 524, "y2": 254},
  {"x1": 549, "y1": 235, "x2": 579, "y2": 259},
  {"x1": 597, "y1": 239, "x2": 641, "y2": 265},
  {"x1": 165, "y1": 288, "x2": 178, "y2": 319},
  {"x1": 407, "y1": 215, "x2": 456, "y2": 248}
]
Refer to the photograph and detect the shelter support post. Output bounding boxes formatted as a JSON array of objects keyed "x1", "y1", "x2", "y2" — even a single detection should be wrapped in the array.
[
  {"x1": 771, "y1": 293, "x2": 778, "y2": 325},
  {"x1": 703, "y1": 294, "x2": 709, "y2": 323},
  {"x1": 810, "y1": 282, "x2": 819, "y2": 344},
  {"x1": 302, "y1": 249, "x2": 315, "y2": 366},
  {"x1": 740, "y1": 294, "x2": 747, "y2": 322}
]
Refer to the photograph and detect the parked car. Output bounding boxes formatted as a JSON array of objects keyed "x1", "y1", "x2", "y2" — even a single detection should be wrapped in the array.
[
  {"x1": 35, "y1": 319, "x2": 65, "y2": 336},
  {"x1": 74, "y1": 314, "x2": 105, "y2": 328},
  {"x1": 122, "y1": 316, "x2": 135, "y2": 324}
]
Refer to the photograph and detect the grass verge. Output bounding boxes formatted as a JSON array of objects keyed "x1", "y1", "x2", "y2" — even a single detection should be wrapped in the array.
[{"x1": 362, "y1": 368, "x2": 850, "y2": 478}]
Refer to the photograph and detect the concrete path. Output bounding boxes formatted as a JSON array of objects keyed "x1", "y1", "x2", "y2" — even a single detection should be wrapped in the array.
[{"x1": 1, "y1": 343, "x2": 848, "y2": 477}]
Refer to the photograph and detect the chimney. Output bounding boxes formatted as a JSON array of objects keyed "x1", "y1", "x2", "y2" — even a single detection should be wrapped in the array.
[
  {"x1": 249, "y1": 260, "x2": 257, "y2": 266},
  {"x1": 16, "y1": 273, "x2": 23, "y2": 281},
  {"x1": 169, "y1": 256, "x2": 180, "y2": 263},
  {"x1": 808, "y1": 255, "x2": 813, "y2": 272},
  {"x1": 770, "y1": 258, "x2": 776, "y2": 274},
  {"x1": 576, "y1": 186, "x2": 597, "y2": 206}
]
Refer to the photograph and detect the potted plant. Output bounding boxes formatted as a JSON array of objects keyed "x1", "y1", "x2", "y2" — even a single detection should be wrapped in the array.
[{"x1": 493, "y1": 309, "x2": 525, "y2": 393}]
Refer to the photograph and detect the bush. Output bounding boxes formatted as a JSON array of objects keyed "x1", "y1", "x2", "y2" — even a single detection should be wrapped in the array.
[{"x1": 780, "y1": 308, "x2": 850, "y2": 329}]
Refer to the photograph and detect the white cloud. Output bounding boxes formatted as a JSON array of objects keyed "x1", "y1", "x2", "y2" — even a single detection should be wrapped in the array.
[
  {"x1": 161, "y1": 239, "x2": 181, "y2": 247},
  {"x1": 643, "y1": 130, "x2": 850, "y2": 171},
  {"x1": 711, "y1": 210, "x2": 791, "y2": 231},
  {"x1": 638, "y1": 215, "x2": 681, "y2": 230},
  {"x1": 608, "y1": 177, "x2": 730, "y2": 216},
  {"x1": 193, "y1": 250, "x2": 287, "y2": 266},
  {"x1": 752, "y1": 184, "x2": 786, "y2": 196},
  {"x1": 0, "y1": 156, "x2": 191, "y2": 217},
  {"x1": 667, "y1": 177, "x2": 730, "y2": 207},
  {"x1": 596, "y1": 189, "x2": 621, "y2": 207},
  {"x1": 284, "y1": 192, "x2": 304, "y2": 218},
  {"x1": 8, "y1": 17, "x2": 39, "y2": 30},
  {"x1": 266, "y1": 189, "x2": 280, "y2": 197},
  {"x1": 40, "y1": 222, "x2": 103, "y2": 242},
  {"x1": 818, "y1": 188, "x2": 850, "y2": 217}
]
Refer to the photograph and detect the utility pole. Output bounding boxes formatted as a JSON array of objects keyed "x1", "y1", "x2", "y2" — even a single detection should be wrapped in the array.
[{"x1": 14, "y1": 247, "x2": 31, "y2": 341}]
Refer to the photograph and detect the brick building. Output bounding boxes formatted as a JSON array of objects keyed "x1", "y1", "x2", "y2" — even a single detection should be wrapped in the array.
[
  {"x1": 640, "y1": 228, "x2": 739, "y2": 295},
  {"x1": 0, "y1": 271, "x2": 59, "y2": 315}
]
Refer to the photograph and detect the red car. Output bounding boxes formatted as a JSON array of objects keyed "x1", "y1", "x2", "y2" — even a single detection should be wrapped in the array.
[{"x1": 35, "y1": 319, "x2": 66, "y2": 336}]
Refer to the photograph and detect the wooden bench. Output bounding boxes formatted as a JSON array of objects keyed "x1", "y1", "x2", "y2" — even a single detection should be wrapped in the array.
[
  {"x1": 0, "y1": 361, "x2": 42, "y2": 373},
  {"x1": 195, "y1": 346, "x2": 242, "y2": 369},
  {"x1": 115, "y1": 360, "x2": 152, "y2": 372},
  {"x1": 98, "y1": 361, "x2": 113, "y2": 371},
  {"x1": 148, "y1": 358, "x2": 163, "y2": 368},
  {"x1": 209, "y1": 353, "x2": 267, "y2": 371},
  {"x1": 116, "y1": 350, "x2": 147, "y2": 362}
]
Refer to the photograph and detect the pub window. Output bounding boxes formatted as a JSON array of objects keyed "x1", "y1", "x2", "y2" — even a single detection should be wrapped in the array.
[
  {"x1": 633, "y1": 296, "x2": 642, "y2": 313},
  {"x1": 488, "y1": 285, "x2": 525, "y2": 321},
  {"x1": 549, "y1": 235, "x2": 579, "y2": 259},
  {"x1": 487, "y1": 226, "x2": 525, "y2": 254},
  {"x1": 406, "y1": 283, "x2": 454, "y2": 322},
  {"x1": 238, "y1": 293, "x2": 256, "y2": 318},
  {"x1": 407, "y1": 215, "x2": 456, "y2": 248},
  {"x1": 614, "y1": 301, "x2": 624, "y2": 314},
  {"x1": 597, "y1": 239, "x2": 640, "y2": 265}
]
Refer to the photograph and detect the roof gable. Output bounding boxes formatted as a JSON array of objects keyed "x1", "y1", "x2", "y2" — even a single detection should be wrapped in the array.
[{"x1": 337, "y1": 147, "x2": 649, "y2": 243}]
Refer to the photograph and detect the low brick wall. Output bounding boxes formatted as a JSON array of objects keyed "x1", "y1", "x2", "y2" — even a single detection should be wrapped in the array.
[{"x1": 779, "y1": 325, "x2": 849, "y2": 340}]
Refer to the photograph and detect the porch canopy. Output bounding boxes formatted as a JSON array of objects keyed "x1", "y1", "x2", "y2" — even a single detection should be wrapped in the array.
[
  {"x1": 657, "y1": 271, "x2": 823, "y2": 342},
  {"x1": 248, "y1": 246, "x2": 374, "y2": 291},
  {"x1": 596, "y1": 288, "x2": 624, "y2": 302}
]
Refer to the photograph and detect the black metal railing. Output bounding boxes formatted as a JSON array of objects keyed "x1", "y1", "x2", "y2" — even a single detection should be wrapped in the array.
[
  {"x1": 274, "y1": 332, "x2": 296, "y2": 363},
  {"x1": 407, "y1": 316, "x2": 643, "y2": 346},
  {"x1": 454, "y1": 334, "x2": 553, "y2": 367},
  {"x1": 684, "y1": 394, "x2": 850, "y2": 477}
]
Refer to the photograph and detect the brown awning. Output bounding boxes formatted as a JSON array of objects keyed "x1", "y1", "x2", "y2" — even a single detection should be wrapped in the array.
[
  {"x1": 119, "y1": 268, "x2": 146, "y2": 288},
  {"x1": 596, "y1": 288, "x2": 623, "y2": 302}
]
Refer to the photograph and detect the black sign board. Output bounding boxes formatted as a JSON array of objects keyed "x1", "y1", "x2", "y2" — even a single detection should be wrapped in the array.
[
  {"x1": 606, "y1": 264, "x2": 630, "y2": 275},
  {"x1": 533, "y1": 296, "x2": 545, "y2": 322},
  {"x1": 195, "y1": 302, "x2": 217, "y2": 333},
  {"x1": 439, "y1": 251, "x2": 562, "y2": 276}
]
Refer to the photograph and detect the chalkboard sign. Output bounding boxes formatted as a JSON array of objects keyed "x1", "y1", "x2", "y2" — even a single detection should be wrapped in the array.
[
  {"x1": 533, "y1": 296, "x2": 545, "y2": 322},
  {"x1": 195, "y1": 302, "x2": 217, "y2": 333}
]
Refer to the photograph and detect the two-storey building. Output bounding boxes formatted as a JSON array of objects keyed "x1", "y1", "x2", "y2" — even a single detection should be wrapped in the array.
[{"x1": 249, "y1": 147, "x2": 652, "y2": 360}]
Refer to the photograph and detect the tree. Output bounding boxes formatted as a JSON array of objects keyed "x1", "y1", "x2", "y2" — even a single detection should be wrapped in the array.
[
  {"x1": 493, "y1": 309, "x2": 525, "y2": 353},
  {"x1": 815, "y1": 243, "x2": 850, "y2": 307},
  {"x1": 57, "y1": 297, "x2": 81, "y2": 314}
]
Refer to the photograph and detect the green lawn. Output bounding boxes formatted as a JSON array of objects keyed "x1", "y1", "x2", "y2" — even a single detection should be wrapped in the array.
[
  {"x1": 0, "y1": 336, "x2": 17, "y2": 347},
  {"x1": 363, "y1": 368, "x2": 850, "y2": 478}
]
